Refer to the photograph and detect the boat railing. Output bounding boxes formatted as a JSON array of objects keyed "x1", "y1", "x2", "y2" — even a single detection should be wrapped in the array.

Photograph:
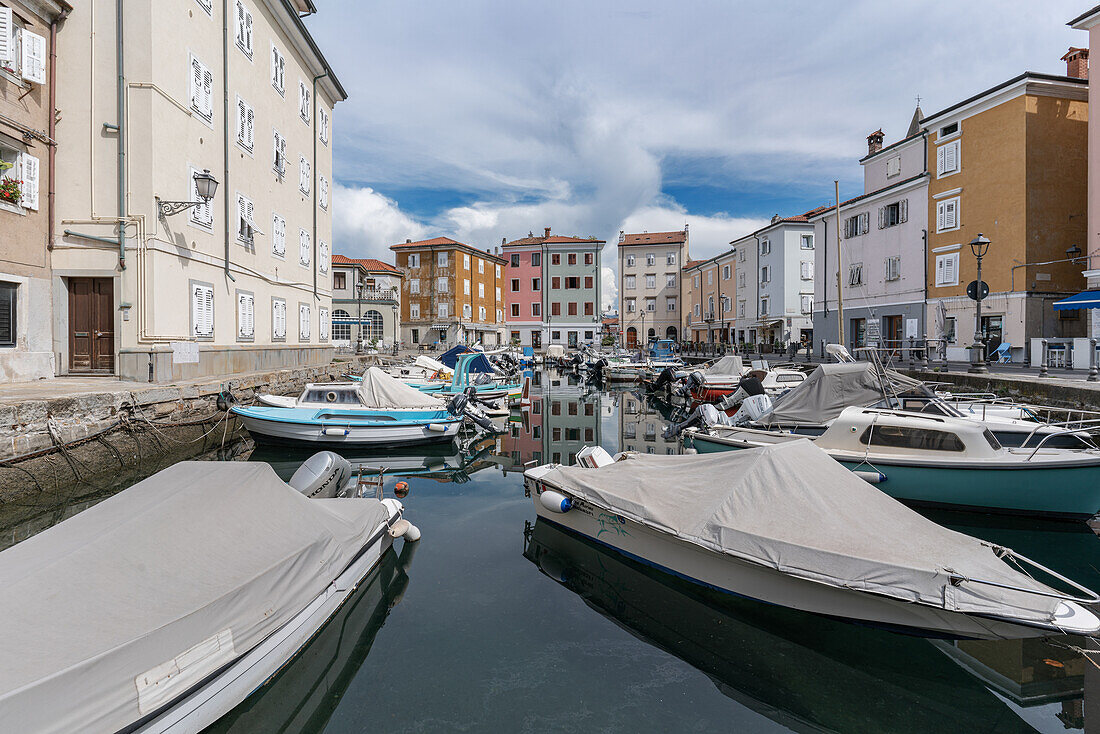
[
  {"x1": 952, "y1": 548, "x2": 1100, "y2": 606},
  {"x1": 1020, "y1": 424, "x2": 1100, "y2": 459}
]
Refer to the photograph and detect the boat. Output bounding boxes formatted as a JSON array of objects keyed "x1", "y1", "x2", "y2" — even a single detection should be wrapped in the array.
[
  {"x1": 234, "y1": 367, "x2": 466, "y2": 447},
  {"x1": 524, "y1": 441, "x2": 1100, "y2": 639},
  {"x1": 0, "y1": 458, "x2": 420, "y2": 733},
  {"x1": 684, "y1": 405, "x2": 1100, "y2": 518}
]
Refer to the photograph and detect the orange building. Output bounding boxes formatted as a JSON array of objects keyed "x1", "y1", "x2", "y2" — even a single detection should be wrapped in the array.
[{"x1": 390, "y1": 237, "x2": 507, "y2": 347}]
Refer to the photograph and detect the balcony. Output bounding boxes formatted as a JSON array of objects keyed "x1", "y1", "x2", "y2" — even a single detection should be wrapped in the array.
[{"x1": 358, "y1": 287, "x2": 399, "y2": 302}]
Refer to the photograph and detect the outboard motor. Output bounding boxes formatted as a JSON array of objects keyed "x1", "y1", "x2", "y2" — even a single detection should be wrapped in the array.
[
  {"x1": 716, "y1": 374, "x2": 765, "y2": 411},
  {"x1": 447, "y1": 391, "x2": 469, "y2": 416},
  {"x1": 731, "y1": 393, "x2": 773, "y2": 426},
  {"x1": 589, "y1": 358, "x2": 607, "y2": 382},
  {"x1": 663, "y1": 403, "x2": 729, "y2": 439},
  {"x1": 674, "y1": 371, "x2": 704, "y2": 398},
  {"x1": 449, "y1": 387, "x2": 498, "y2": 432},
  {"x1": 652, "y1": 366, "x2": 677, "y2": 391},
  {"x1": 288, "y1": 451, "x2": 353, "y2": 499}
]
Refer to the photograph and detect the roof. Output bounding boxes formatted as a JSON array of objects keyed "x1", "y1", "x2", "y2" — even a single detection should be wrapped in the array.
[
  {"x1": 502, "y1": 234, "x2": 606, "y2": 248},
  {"x1": 1069, "y1": 4, "x2": 1100, "y2": 28},
  {"x1": 331, "y1": 254, "x2": 401, "y2": 274},
  {"x1": 726, "y1": 206, "x2": 825, "y2": 244},
  {"x1": 921, "y1": 72, "x2": 1087, "y2": 127},
  {"x1": 618, "y1": 230, "x2": 687, "y2": 247},
  {"x1": 805, "y1": 173, "x2": 929, "y2": 220},
  {"x1": 859, "y1": 129, "x2": 925, "y2": 164},
  {"x1": 389, "y1": 237, "x2": 507, "y2": 264},
  {"x1": 277, "y1": 0, "x2": 348, "y2": 102}
]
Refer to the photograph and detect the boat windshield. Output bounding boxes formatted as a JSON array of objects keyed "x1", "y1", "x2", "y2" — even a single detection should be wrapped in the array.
[
  {"x1": 859, "y1": 425, "x2": 965, "y2": 452},
  {"x1": 983, "y1": 428, "x2": 1002, "y2": 451},
  {"x1": 304, "y1": 388, "x2": 360, "y2": 404}
]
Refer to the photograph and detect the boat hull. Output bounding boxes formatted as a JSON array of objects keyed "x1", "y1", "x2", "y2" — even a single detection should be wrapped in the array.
[
  {"x1": 528, "y1": 491, "x2": 1067, "y2": 640},
  {"x1": 684, "y1": 431, "x2": 1100, "y2": 519},
  {"x1": 234, "y1": 410, "x2": 462, "y2": 447}
]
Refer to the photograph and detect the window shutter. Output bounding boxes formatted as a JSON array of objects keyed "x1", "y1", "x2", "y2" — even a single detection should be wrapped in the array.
[
  {"x1": 245, "y1": 106, "x2": 254, "y2": 149},
  {"x1": 0, "y1": 8, "x2": 12, "y2": 63},
  {"x1": 237, "y1": 99, "x2": 247, "y2": 143},
  {"x1": 20, "y1": 153, "x2": 39, "y2": 210},
  {"x1": 899, "y1": 198, "x2": 907, "y2": 223},
  {"x1": 936, "y1": 202, "x2": 945, "y2": 231},
  {"x1": 319, "y1": 241, "x2": 328, "y2": 272},
  {"x1": 190, "y1": 57, "x2": 203, "y2": 110},
  {"x1": 860, "y1": 212, "x2": 869, "y2": 234},
  {"x1": 238, "y1": 294, "x2": 247, "y2": 337},
  {"x1": 945, "y1": 200, "x2": 956, "y2": 229},
  {"x1": 878, "y1": 206, "x2": 884, "y2": 230},
  {"x1": 936, "y1": 147, "x2": 945, "y2": 176},
  {"x1": 244, "y1": 9, "x2": 253, "y2": 53},
  {"x1": 202, "y1": 67, "x2": 214, "y2": 118},
  {"x1": 22, "y1": 30, "x2": 46, "y2": 84},
  {"x1": 944, "y1": 143, "x2": 957, "y2": 173}
]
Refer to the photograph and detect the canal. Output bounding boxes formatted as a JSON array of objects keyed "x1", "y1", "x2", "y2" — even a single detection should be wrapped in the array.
[{"x1": 5, "y1": 370, "x2": 1099, "y2": 732}]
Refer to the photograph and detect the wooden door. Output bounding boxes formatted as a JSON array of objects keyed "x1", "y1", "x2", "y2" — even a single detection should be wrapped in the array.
[{"x1": 68, "y1": 278, "x2": 115, "y2": 372}]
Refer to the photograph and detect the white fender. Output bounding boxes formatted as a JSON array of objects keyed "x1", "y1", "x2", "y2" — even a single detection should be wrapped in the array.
[{"x1": 540, "y1": 490, "x2": 573, "y2": 513}]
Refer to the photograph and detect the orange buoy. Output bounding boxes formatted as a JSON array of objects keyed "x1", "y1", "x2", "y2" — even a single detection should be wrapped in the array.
[{"x1": 394, "y1": 481, "x2": 409, "y2": 498}]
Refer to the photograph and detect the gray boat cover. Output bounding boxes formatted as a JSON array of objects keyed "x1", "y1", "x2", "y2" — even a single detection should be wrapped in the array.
[
  {"x1": 759, "y1": 362, "x2": 922, "y2": 426},
  {"x1": 0, "y1": 461, "x2": 391, "y2": 733},
  {"x1": 359, "y1": 366, "x2": 446, "y2": 409},
  {"x1": 705, "y1": 355, "x2": 744, "y2": 376},
  {"x1": 538, "y1": 441, "x2": 1061, "y2": 624}
]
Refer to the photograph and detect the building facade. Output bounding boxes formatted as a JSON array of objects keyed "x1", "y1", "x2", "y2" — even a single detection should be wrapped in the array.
[
  {"x1": 503, "y1": 228, "x2": 604, "y2": 349},
  {"x1": 1069, "y1": 8, "x2": 1100, "y2": 338},
  {"x1": 921, "y1": 71, "x2": 1088, "y2": 362},
  {"x1": 617, "y1": 228, "x2": 688, "y2": 346},
  {"x1": 391, "y1": 236, "x2": 506, "y2": 348},
  {"x1": 684, "y1": 251, "x2": 736, "y2": 343},
  {"x1": 812, "y1": 121, "x2": 930, "y2": 356},
  {"x1": 330, "y1": 254, "x2": 401, "y2": 350},
  {"x1": 51, "y1": 0, "x2": 344, "y2": 381},
  {"x1": 0, "y1": 0, "x2": 70, "y2": 381}
]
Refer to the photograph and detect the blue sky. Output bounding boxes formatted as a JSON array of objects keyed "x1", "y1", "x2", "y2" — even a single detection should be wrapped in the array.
[{"x1": 304, "y1": 0, "x2": 1092, "y2": 308}]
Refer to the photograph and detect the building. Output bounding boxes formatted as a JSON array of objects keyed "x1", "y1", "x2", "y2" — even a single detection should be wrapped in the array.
[
  {"x1": 51, "y1": 0, "x2": 344, "y2": 380},
  {"x1": 812, "y1": 116, "x2": 930, "y2": 355},
  {"x1": 503, "y1": 227, "x2": 604, "y2": 349},
  {"x1": 494, "y1": 373, "x2": 603, "y2": 471},
  {"x1": 1069, "y1": 8, "x2": 1100, "y2": 338},
  {"x1": 921, "y1": 68, "x2": 1088, "y2": 362},
  {"x1": 617, "y1": 228, "x2": 688, "y2": 345},
  {"x1": 390, "y1": 236, "x2": 506, "y2": 347},
  {"x1": 684, "y1": 252, "x2": 736, "y2": 343},
  {"x1": 0, "y1": 0, "x2": 71, "y2": 381},
  {"x1": 330, "y1": 255, "x2": 401, "y2": 349}
]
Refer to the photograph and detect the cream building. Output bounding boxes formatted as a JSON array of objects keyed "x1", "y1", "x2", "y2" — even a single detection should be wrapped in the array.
[
  {"x1": 617, "y1": 228, "x2": 689, "y2": 346},
  {"x1": 51, "y1": 0, "x2": 345, "y2": 381}
]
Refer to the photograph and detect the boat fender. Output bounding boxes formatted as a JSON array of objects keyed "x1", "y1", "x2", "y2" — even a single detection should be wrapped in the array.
[
  {"x1": 853, "y1": 470, "x2": 887, "y2": 484},
  {"x1": 538, "y1": 553, "x2": 569, "y2": 583},
  {"x1": 683, "y1": 447, "x2": 698, "y2": 455},
  {"x1": 394, "y1": 480, "x2": 409, "y2": 498},
  {"x1": 427, "y1": 423, "x2": 449, "y2": 432},
  {"x1": 540, "y1": 490, "x2": 573, "y2": 513},
  {"x1": 321, "y1": 426, "x2": 350, "y2": 437},
  {"x1": 388, "y1": 518, "x2": 422, "y2": 541}
]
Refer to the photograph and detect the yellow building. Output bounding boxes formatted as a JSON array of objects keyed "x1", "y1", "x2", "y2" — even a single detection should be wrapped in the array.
[{"x1": 923, "y1": 70, "x2": 1088, "y2": 363}]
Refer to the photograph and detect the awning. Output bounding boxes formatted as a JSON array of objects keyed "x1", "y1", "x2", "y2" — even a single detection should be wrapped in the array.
[{"x1": 1053, "y1": 290, "x2": 1100, "y2": 310}]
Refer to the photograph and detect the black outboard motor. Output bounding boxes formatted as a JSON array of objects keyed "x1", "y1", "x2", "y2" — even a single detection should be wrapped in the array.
[
  {"x1": 674, "y1": 371, "x2": 704, "y2": 398},
  {"x1": 716, "y1": 374, "x2": 765, "y2": 411},
  {"x1": 447, "y1": 392, "x2": 469, "y2": 416},
  {"x1": 652, "y1": 366, "x2": 677, "y2": 391},
  {"x1": 663, "y1": 404, "x2": 725, "y2": 439}
]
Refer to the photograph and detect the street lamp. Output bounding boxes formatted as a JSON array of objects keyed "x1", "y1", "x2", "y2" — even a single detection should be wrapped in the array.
[
  {"x1": 354, "y1": 279, "x2": 364, "y2": 355},
  {"x1": 391, "y1": 301, "x2": 398, "y2": 355},
  {"x1": 968, "y1": 233, "x2": 991, "y2": 374},
  {"x1": 156, "y1": 169, "x2": 219, "y2": 218}
]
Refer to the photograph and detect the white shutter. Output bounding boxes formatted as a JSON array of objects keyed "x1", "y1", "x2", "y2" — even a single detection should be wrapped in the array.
[
  {"x1": 193, "y1": 284, "x2": 214, "y2": 337},
  {"x1": 244, "y1": 8, "x2": 253, "y2": 55},
  {"x1": 899, "y1": 198, "x2": 908, "y2": 223},
  {"x1": 238, "y1": 293, "x2": 255, "y2": 338},
  {"x1": 944, "y1": 142, "x2": 957, "y2": 174},
  {"x1": 20, "y1": 153, "x2": 39, "y2": 210},
  {"x1": 21, "y1": 30, "x2": 46, "y2": 85},
  {"x1": 860, "y1": 212, "x2": 869, "y2": 234},
  {"x1": 0, "y1": 8, "x2": 11, "y2": 63},
  {"x1": 878, "y1": 206, "x2": 884, "y2": 230},
  {"x1": 190, "y1": 57, "x2": 204, "y2": 111},
  {"x1": 273, "y1": 299, "x2": 286, "y2": 339},
  {"x1": 319, "y1": 241, "x2": 329, "y2": 273},
  {"x1": 936, "y1": 202, "x2": 945, "y2": 232},
  {"x1": 945, "y1": 255, "x2": 956, "y2": 284},
  {"x1": 945, "y1": 199, "x2": 957, "y2": 229},
  {"x1": 300, "y1": 304, "x2": 310, "y2": 339},
  {"x1": 936, "y1": 146, "x2": 946, "y2": 176},
  {"x1": 320, "y1": 308, "x2": 329, "y2": 340},
  {"x1": 319, "y1": 176, "x2": 328, "y2": 209},
  {"x1": 237, "y1": 99, "x2": 247, "y2": 144},
  {"x1": 299, "y1": 228, "x2": 310, "y2": 265}
]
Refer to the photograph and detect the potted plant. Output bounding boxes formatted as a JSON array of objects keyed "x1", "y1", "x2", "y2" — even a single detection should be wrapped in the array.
[{"x1": 0, "y1": 159, "x2": 20, "y2": 205}]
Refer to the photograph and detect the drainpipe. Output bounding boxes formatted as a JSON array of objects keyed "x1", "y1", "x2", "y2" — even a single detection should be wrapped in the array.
[
  {"x1": 221, "y1": 0, "x2": 234, "y2": 281},
  {"x1": 46, "y1": 8, "x2": 68, "y2": 252},
  {"x1": 115, "y1": 0, "x2": 126, "y2": 269},
  {"x1": 312, "y1": 71, "x2": 328, "y2": 301}
]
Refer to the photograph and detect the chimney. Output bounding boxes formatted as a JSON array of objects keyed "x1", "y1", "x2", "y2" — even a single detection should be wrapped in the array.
[
  {"x1": 618, "y1": 230, "x2": 625, "y2": 243},
  {"x1": 544, "y1": 227, "x2": 551, "y2": 238},
  {"x1": 867, "y1": 129, "x2": 885, "y2": 156},
  {"x1": 1063, "y1": 47, "x2": 1089, "y2": 79},
  {"x1": 501, "y1": 237, "x2": 506, "y2": 246},
  {"x1": 771, "y1": 214, "x2": 780, "y2": 223},
  {"x1": 405, "y1": 238, "x2": 412, "y2": 243}
]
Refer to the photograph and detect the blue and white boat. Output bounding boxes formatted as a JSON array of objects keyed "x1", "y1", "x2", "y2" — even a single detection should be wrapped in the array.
[{"x1": 234, "y1": 367, "x2": 465, "y2": 447}]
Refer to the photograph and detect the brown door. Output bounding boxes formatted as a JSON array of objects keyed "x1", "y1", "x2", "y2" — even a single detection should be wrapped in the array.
[
  {"x1": 885, "y1": 315, "x2": 903, "y2": 356},
  {"x1": 69, "y1": 278, "x2": 115, "y2": 372}
]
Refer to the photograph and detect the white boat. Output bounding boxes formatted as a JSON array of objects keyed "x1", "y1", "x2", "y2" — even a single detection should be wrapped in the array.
[
  {"x1": 524, "y1": 441, "x2": 1100, "y2": 639},
  {"x1": 0, "y1": 459, "x2": 420, "y2": 733}
]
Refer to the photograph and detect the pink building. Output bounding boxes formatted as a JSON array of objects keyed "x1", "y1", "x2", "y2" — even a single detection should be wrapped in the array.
[{"x1": 503, "y1": 238, "x2": 545, "y2": 347}]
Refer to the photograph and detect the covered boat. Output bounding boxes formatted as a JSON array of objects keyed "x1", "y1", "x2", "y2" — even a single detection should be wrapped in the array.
[
  {"x1": 0, "y1": 461, "x2": 417, "y2": 733},
  {"x1": 525, "y1": 441, "x2": 1100, "y2": 639},
  {"x1": 235, "y1": 367, "x2": 464, "y2": 446}
]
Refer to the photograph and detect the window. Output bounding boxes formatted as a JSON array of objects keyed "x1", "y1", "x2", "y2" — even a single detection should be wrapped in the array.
[
  {"x1": 463, "y1": 254, "x2": 471, "y2": 269},
  {"x1": 885, "y1": 256, "x2": 901, "y2": 282},
  {"x1": 565, "y1": 276, "x2": 579, "y2": 289},
  {"x1": 271, "y1": 213, "x2": 286, "y2": 257},
  {"x1": 552, "y1": 276, "x2": 560, "y2": 289},
  {"x1": 707, "y1": 271, "x2": 713, "y2": 285},
  {"x1": 333, "y1": 272, "x2": 347, "y2": 290},
  {"x1": 437, "y1": 277, "x2": 448, "y2": 293},
  {"x1": 236, "y1": 193, "x2": 257, "y2": 244},
  {"x1": 738, "y1": 301, "x2": 745, "y2": 318},
  {"x1": 645, "y1": 298, "x2": 656, "y2": 312},
  {"x1": 318, "y1": 307, "x2": 329, "y2": 341},
  {"x1": 510, "y1": 278, "x2": 520, "y2": 292},
  {"x1": 463, "y1": 279, "x2": 470, "y2": 295},
  {"x1": 479, "y1": 282, "x2": 485, "y2": 298},
  {"x1": 666, "y1": 252, "x2": 676, "y2": 265},
  {"x1": 299, "y1": 156, "x2": 310, "y2": 195},
  {"x1": 940, "y1": 122, "x2": 959, "y2": 138},
  {"x1": 666, "y1": 274, "x2": 676, "y2": 288},
  {"x1": 944, "y1": 316, "x2": 957, "y2": 343},
  {"x1": 531, "y1": 253, "x2": 541, "y2": 267},
  {"x1": 880, "y1": 200, "x2": 907, "y2": 228},
  {"x1": 410, "y1": 303, "x2": 420, "y2": 319},
  {"x1": 531, "y1": 302, "x2": 541, "y2": 317},
  {"x1": 496, "y1": 287, "x2": 502, "y2": 300},
  {"x1": 645, "y1": 274, "x2": 656, "y2": 289},
  {"x1": 191, "y1": 283, "x2": 214, "y2": 338},
  {"x1": 318, "y1": 175, "x2": 328, "y2": 210},
  {"x1": 759, "y1": 297, "x2": 769, "y2": 316},
  {"x1": 189, "y1": 54, "x2": 214, "y2": 122},
  {"x1": 568, "y1": 253, "x2": 577, "y2": 265},
  {"x1": 585, "y1": 253, "x2": 593, "y2": 265},
  {"x1": 234, "y1": 0, "x2": 253, "y2": 58},
  {"x1": 510, "y1": 254, "x2": 520, "y2": 267},
  {"x1": 738, "y1": 271, "x2": 745, "y2": 288},
  {"x1": 859, "y1": 426, "x2": 965, "y2": 452},
  {"x1": 299, "y1": 229, "x2": 310, "y2": 266},
  {"x1": 408, "y1": 253, "x2": 419, "y2": 268},
  {"x1": 666, "y1": 297, "x2": 676, "y2": 313},
  {"x1": 551, "y1": 254, "x2": 560, "y2": 266},
  {"x1": 801, "y1": 294, "x2": 813, "y2": 314},
  {"x1": 584, "y1": 276, "x2": 593, "y2": 288},
  {"x1": 886, "y1": 156, "x2": 901, "y2": 178},
  {"x1": 693, "y1": 303, "x2": 700, "y2": 317},
  {"x1": 551, "y1": 302, "x2": 561, "y2": 316},
  {"x1": 584, "y1": 302, "x2": 594, "y2": 316},
  {"x1": 463, "y1": 304, "x2": 472, "y2": 318},
  {"x1": 194, "y1": 0, "x2": 213, "y2": 16},
  {"x1": 299, "y1": 303, "x2": 311, "y2": 340},
  {"x1": 625, "y1": 275, "x2": 635, "y2": 289},
  {"x1": 800, "y1": 261, "x2": 812, "y2": 280},
  {"x1": 937, "y1": 140, "x2": 960, "y2": 177},
  {"x1": 188, "y1": 167, "x2": 213, "y2": 227},
  {"x1": 567, "y1": 302, "x2": 577, "y2": 316},
  {"x1": 848, "y1": 262, "x2": 863, "y2": 287},
  {"x1": 693, "y1": 274, "x2": 700, "y2": 288},
  {"x1": 759, "y1": 239, "x2": 770, "y2": 255},
  {"x1": 722, "y1": 265, "x2": 730, "y2": 280},
  {"x1": 496, "y1": 264, "x2": 502, "y2": 277},
  {"x1": 272, "y1": 298, "x2": 286, "y2": 340},
  {"x1": 237, "y1": 291, "x2": 255, "y2": 340},
  {"x1": 510, "y1": 303, "x2": 520, "y2": 317},
  {"x1": 437, "y1": 303, "x2": 449, "y2": 318},
  {"x1": 410, "y1": 278, "x2": 420, "y2": 294},
  {"x1": 935, "y1": 253, "x2": 959, "y2": 286},
  {"x1": 319, "y1": 241, "x2": 329, "y2": 273},
  {"x1": 0, "y1": 282, "x2": 15, "y2": 346},
  {"x1": 299, "y1": 80, "x2": 310, "y2": 124},
  {"x1": 437, "y1": 251, "x2": 448, "y2": 266},
  {"x1": 626, "y1": 255, "x2": 635, "y2": 267},
  {"x1": 332, "y1": 310, "x2": 351, "y2": 341},
  {"x1": 318, "y1": 106, "x2": 329, "y2": 145},
  {"x1": 760, "y1": 265, "x2": 770, "y2": 284},
  {"x1": 801, "y1": 234, "x2": 814, "y2": 249},
  {"x1": 936, "y1": 197, "x2": 959, "y2": 232},
  {"x1": 272, "y1": 129, "x2": 287, "y2": 176},
  {"x1": 739, "y1": 248, "x2": 745, "y2": 263},
  {"x1": 411, "y1": 328, "x2": 419, "y2": 344},
  {"x1": 271, "y1": 44, "x2": 285, "y2": 94},
  {"x1": 844, "y1": 213, "x2": 869, "y2": 238},
  {"x1": 532, "y1": 278, "x2": 541, "y2": 291},
  {"x1": 625, "y1": 298, "x2": 636, "y2": 313},
  {"x1": 479, "y1": 306, "x2": 487, "y2": 321}
]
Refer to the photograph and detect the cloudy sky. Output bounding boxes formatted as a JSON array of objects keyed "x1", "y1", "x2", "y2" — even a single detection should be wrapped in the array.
[{"x1": 307, "y1": 0, "x2": 1090, "y2": 310}]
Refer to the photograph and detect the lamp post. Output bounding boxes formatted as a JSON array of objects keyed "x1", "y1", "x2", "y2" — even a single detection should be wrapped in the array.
[
  {"x1": 391, "y1": 301, "x2": 398, "y2": 355},
  {"x1": 156, "y1": 169, "x2": 219, "y2": 218},
  {"x1": 968, "y1": 234, "x2": 991, "y2": 374},
  {"x1": 354, "y1": 279, "x2": 364, "y2": 355}
]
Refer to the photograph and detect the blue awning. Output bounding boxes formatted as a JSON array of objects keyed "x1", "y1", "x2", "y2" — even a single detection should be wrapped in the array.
[{"x1": 1053, "y1": 290, "x2": 1100, "y2": 310}]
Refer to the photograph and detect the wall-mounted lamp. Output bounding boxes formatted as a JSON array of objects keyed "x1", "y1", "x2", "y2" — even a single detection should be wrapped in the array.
[{"x1": 156, "y1": 169, "x2": 219, "y2": 218}]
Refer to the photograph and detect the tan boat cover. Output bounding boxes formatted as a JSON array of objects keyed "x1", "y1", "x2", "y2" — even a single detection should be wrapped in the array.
[
  {"x1": 705, "y1": 356, "x2": 744, "y2": 376},
  {"x1": 759, "y1": 362, "x2": 922, "y2": 426},
  {"x1": 0, "y1": 462, "x2": 391, "y2": 733},
  {"x1": 358, "y1": 366, "x2": 446, "y2": 409},
  {"x1": 537, "y1": 441, "x2": 1062, "y2": 624}
]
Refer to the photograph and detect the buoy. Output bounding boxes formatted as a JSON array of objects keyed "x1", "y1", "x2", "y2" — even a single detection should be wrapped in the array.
[
  {"x1": 394, "y1": 481, "x2": 409, "y2": 498},
  {"x1": 853, "y1": 470, "x2": 886, "y2": 484},
  {"x1": 540, "y1": 490, "x2": 573, "y2": 513}
]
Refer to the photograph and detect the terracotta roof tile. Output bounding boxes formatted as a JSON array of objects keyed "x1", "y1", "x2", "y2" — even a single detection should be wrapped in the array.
[
  {"x1": 502, "y1": 234, "x2": 606, "y2": 248},
  {"x1": 332, "y1": 254, "x2": 402, "y2": 274},
  {"x1": 618, "y1": 230, "x2": 687, "y2": 246},
  {"x1": 387, "y1": 236, "x2": 507, "y2": 264}
]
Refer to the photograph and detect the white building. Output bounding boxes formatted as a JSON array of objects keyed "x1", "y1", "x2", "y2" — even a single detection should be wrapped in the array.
[{"x1": 51, "y1": 0, "x2": 345, "y2": 380}]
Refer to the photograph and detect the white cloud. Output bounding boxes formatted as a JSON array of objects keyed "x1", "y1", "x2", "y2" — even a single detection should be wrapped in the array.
[
  {"x1": 331, "y1": 184, "x2": 429, "y2": 259},
  {"x1": 600, "y1": 266, "x2": 617, "y2": 314}
]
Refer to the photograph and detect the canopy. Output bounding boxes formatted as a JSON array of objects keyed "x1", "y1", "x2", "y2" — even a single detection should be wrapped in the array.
[
  {"x1": 438, "y1": 345, "x2": 494, "y2": 373},
  {"x1": 1053, "y1": 290, "x2": 1100, "y2": 310},
  {"x1": 705, "y1": 355, "x2": 745, "y2": 376},
  {"x1": 758, "y1": 362, "x2": 923, "y2": 426},
  {"x1": 413, "y1": 354, "x2": 452, "y2": 375},
  {"x1": 358, "y1": 366, "x2": 446, "y2": 409},
  {"x1": 0, "y1": 462, "x2": 391, "y2": 734},
  {"x1": 537, "y1": 441, "x2": 1060, "y2": 624}
]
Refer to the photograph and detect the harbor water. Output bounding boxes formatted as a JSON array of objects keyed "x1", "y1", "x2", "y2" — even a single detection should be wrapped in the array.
[{"x1": 5, "y1": 369, "x2": 1099, "y2": 733}]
